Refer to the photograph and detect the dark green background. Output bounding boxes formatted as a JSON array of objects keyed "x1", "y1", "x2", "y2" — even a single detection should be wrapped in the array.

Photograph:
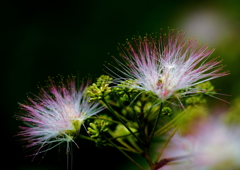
[{"x1": 3, "y1": 0, "x2": 240, "y2": 169}]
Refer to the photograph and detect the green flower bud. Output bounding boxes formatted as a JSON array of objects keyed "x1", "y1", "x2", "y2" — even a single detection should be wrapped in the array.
[
  {"x1": 86, "y1": 75, "x2": 113, "y2": 102},
  {"x1": 112, "y1": 79, "x2": 139, "y2": 95},
  {"x1": 87, "y1": 120, "x2": 108, "y2": 138},
  {"x1": 162, "y1": 107, "x2": 172, "y2": 116}
]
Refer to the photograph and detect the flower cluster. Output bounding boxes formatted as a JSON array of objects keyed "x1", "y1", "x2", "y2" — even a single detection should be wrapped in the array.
[
  {"x1": 112, "y1": 30, "x2": 228, "y2": 102},
  {"x1": 17, "y1": 77, "x2": 104, "y2": 157},
  {"x1": 15, "y1": 29, "x2": 231, "y2": 170}
]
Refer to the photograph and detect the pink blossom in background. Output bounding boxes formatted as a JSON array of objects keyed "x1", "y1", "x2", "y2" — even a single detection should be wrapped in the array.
[
  {"x1": 17, "y1": 77, "x2": 104, "y2": 157},
  {"x1": 160, "y1": 118, "x2": 240, "y2": 170},
  {"x1": 112, "y1": 30, "x2": 228, "y2": 102}
]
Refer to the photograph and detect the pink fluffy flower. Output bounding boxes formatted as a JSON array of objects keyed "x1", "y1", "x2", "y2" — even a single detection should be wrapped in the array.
[
  {"x1": 112, "y1": 30, "x2": 228, "y2": 102},
  {"x1": 17, "y1": 77, "x2": 104, "y2": 157},
  {"x1": 160, "y1": 118, "x2": 240, "y2": 170}
]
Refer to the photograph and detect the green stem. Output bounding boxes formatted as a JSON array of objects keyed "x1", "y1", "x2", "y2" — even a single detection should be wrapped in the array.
[
  {"x1": 154, "y1": 109, "x2": 185, "y2": 137},
  {"x1": 144, "y1": 147, "x2": 153, "y2": 167},
  {"x1": 116, "y1": 146, "x2": 141, "y2": 153},
  {"x1": 144, "y1": 99, "x2": 159, "y2": 120},
  {"x1": 108, "y1": 130, "x2": 142, "y2": 153},
  {"x1": 129, "y1": 138, "x2": 143, "y2": 153},
  {"x1": 141, "y1": 103, "x2": 163, "y2": 170},
  {"x1": 153, "y1": 155, "x2": 190, "y2": 170},
  {"x1": 148, "y1": 102, "x2": 163, "y2": 142},
  {"x1": 78, "y1": 134, "x2": 95, "y2": 141},
  {"x1": 131, "y1": 101, "x2": 146, "y2": 142},
  {"x1": 103, "y1": 134, "x2": 145, "y2": 170},
  {"x1": 109, "y1": 132, "x2": 138, "y2": 140},
  {"x1": 102, "y1": 98, "x2": 144, "y2": 144},
  {"x1": 79, "y1": 134, "x2": 139, "y2": 153},
  {"x1": 154, "y1": 124, "x2": 175, "y2": 137},
  {"x1": 116, "y1": 138, "x2": 142, "y2": 153},
  {"x1": 109, "y1": 133, "x2": 143, "y2": 153},
  {"x1": 154, "y1": 125, "x2": 179, "y2": 163}
]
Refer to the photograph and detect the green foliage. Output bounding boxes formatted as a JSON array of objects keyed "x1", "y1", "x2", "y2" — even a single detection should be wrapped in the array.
[
  {"x1": 195, "y1": 81, "x2": 215, "y2": 95},
  {"x1": 86, "y1": 75, "x2": 112, "y2": 102},
  {"x1": 113, "y1": 124, "x2": 137, "y2": 137},
  {"x1": 185, "y1": 81, "x2": 215, "y2": 105},
  {"x1": 111, "y1": 79, "x2": 140, "y2": 105},
  {"x1": 113, "y1": 79, "x2": 139, "y2": 94},
  {"x1": 88, "y1": 120, "x2": 108, "y2": 138},
  {"x1": 185, "y1": 95, "x2": 206, "y2": 105},
  {"x1": 87, "y1": 120, "x2": 108, "y2": 148},
  {"x1": 86, "y1": 75, "x2": 226, "y2": 170}
]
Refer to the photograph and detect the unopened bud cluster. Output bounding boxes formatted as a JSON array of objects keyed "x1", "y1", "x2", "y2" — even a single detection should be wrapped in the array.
[
  {"x1": 162, "y1": 107, "x2": 172, "y2": 116},
  {"x1": 113, "y1": 79, "x2": 139, "y2": 94},
  {"x1": 87, "y1": 75, "x2": 112, "y2": 102},
  {"x1": 186, "y1": 81, "x2": 215, "y2": 105},
  {"x1": 88, "y1": 120, "x2": 108, "y2": 138},
  {"x1": 88, "y1": 120, "x2": 108, "y2": 148}
]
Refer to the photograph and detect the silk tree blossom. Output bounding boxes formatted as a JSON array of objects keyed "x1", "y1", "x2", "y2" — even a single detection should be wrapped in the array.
[
  {"x1": 160, "y1": 118, "x2": 240, "y2": 170},
  {"x1": 17, "y1": 77, "x2": 104, "y2": 157},
  {"x1": 112, "y1": 30, "x2": 228, "y2": 102}
]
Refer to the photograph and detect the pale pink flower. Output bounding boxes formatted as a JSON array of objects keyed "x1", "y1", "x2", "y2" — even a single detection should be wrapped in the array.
[
  {"x1": 17, "y1": 77, "x2": 104, "y2": 157},
  {"x1": 160, "y1": 118, "x2": 240, "y2": 170},
  {"x1": 112, "y1": 30, "x2": 228, "y2": 102}
]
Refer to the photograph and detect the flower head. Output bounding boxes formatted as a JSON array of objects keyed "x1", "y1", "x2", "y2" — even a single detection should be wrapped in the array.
[
  {"x1": 160, "y1": 118, "x2": 240, "y2": 170},
  {"x1": 112, "y1": 29, "x2": 228, "y2": 102},
  {"x1": 17, "y1": 77, "x2": 104, "y2": 157}
]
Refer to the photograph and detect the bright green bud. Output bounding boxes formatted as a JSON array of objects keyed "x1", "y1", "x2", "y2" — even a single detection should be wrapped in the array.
[
  {"x1": 87, "y1": 120, "x2": 108, "y2": 138},
  {"x1": 96, "y1": 75, "x2": 112, "y2": 87},
  {"x1": 162, "y1": 107, "x2": 172, "y2": 116},
  {"x1": 87, "y1": 75, "x2": 113, "y2": 102},
  {"x1": 134, "y1": 105, "x2": 141, "y2": 113},
  {"x1": 113, "y1": 79, "x2": 139, "y2": 95},
  {"x1": 122, "y1": 106, "x2": 133, "y2": 115}
]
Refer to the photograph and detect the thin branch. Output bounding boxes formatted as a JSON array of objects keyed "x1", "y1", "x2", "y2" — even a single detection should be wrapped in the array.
[
  {"x1": 103, "y1": 134, "x2": 145, "y2": 170},
  {"x1": 148, "y1": 102, "x2": 163, "y2": 142},
  {"x1": 154, "y1": 125, "x2": 179, "y2": 163},
  {"x1": 102, "y1": 98, "x2": 144, "y2": 144}
]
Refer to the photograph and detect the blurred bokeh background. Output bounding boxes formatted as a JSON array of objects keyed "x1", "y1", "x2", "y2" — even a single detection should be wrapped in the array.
[{"x1": 2, "y1": 0, "x2": 240, "y2": 169}]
